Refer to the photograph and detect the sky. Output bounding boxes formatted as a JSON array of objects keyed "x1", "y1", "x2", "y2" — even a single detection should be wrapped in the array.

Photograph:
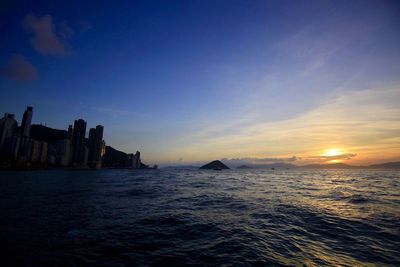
[{"x1": 1, "y1": 0, "x2": 400, "y2": 166}]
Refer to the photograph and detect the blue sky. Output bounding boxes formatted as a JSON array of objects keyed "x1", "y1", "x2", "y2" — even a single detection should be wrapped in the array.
[{"x1": 1, "y1": 0, "x2": 400, "y2": 165}]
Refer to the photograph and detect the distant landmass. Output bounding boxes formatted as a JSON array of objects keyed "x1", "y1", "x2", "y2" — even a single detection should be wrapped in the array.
[
  {"x1": 300, "y1": 163, "x2": 356, "y2": 169},
  {"x1": 234, "y1": 163, "x2": 296, "y2": 169},
  {"x1": 202, "y1": 161, "x2": 400, "y2": 170},
  {"x1": 102, "y1": 146, "x2": 149, "y2": 168},
  {"x1": 366, "y1": 162, "x2": 400, "y2": 169},
  {"x1": 299, "y1": 162, "x2": 400, "y2": 169},
  {"x1": 102, "y1": 146, "x2": 130, "y2": 168},
  {"x1": 29, "y1": 124, "x2": 68, "y2": 143},
  {"x1": 165, "y1": 161, "x2": 400, "y2": 170},
  {"x1": 237, "y1": 165, "x2": 252, "y2": 169},
  {"x1": 199, "y1": 160, "x2": 230, "y2": 170},
  {"x1": 162, "y1": 165, "x2": 199, "y2": 170}
]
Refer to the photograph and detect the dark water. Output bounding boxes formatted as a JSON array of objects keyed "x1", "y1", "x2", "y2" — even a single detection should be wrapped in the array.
[{"x1": 1, "y1": 169, "x2": 399, "y2": 266}]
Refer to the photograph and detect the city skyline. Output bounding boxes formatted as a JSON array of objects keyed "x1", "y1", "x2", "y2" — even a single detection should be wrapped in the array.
[
  {"x1": 1, "y1": 0, "x2": 400, "y2": 166},
  {"x1": 0, "y1": 105, "x2": 148, "y2": 169}
]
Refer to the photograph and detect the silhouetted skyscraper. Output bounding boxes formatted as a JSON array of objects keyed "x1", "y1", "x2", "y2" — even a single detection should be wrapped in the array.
[
  {"x1": 67, "y1": 125, "x2": 73, "y2": 140},
  {"x1": 71, "y1": 119, "x2": 86, "y2": 166},
  {"x1": 131, "y1": 151, "x2": 141, "y2": 168},
  {"x1": 88, "y1": 125, "x2": 104, "y2": 168},
  {"x1": 0, "y1": 113, "x2": 17, "y2": 153},
  {"x1": 18, "y1": 137, "x2": 33, "y2": 163},
  {"x1": 21, "y1": 106, "x2": 33, "y2": 137},
  {"x1": 31, "y1": 140, "x2": 48, "y2": 164}
]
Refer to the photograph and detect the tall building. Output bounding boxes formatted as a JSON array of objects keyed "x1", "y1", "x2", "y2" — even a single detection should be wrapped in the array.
[
  {"x1": 3, "y1": 135, "x2": 20, "y2": 159},
  {"x1": 88, "y1": 125, "x2": 104, "y2": 168},
  {"x1": 83, "y1": 146, "x2": 89, "y2": 168},
  {"x1": 18, "y1": 137, "x2": 33, "y2": 163},
  {"x1": 100, "y1": 140, "x2": 106, "y2": 159},
  {"x1": 67, "y1": 125, "x2": 73, "y2": 140},
  {"x1": 130, "y1": 151, "x2": 141, "y2": 168},
  {"x1": 31, "y1": 141, "x2": 48, "y2": 164},
  {"x1": 88, "y1": 128, "x2": 96, "y2": 164},
  {"x1": 58, "y1": 139, "x2": 72, "y2": 166},
  {"x1": 71, "y1": 119, "x2": 87, "y2": 167},
  {"x1": 21, "y1": 106, "x2": 33, "y2": 137},
  {"x1": 0, "y1": 113, "x2": 18, "y2": 153},
  {"x1": 48, "y1": 139, "x2": 72, "y2": 166}
]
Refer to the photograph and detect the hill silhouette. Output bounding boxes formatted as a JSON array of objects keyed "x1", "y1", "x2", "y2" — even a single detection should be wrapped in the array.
[
  {"x1": 29, "y1": 124, "x2": 68, "y2": 143},
  {"x1": 300, "y1": 163, "x2": 355, "y2": 169},
  {"x1": 367, "y1": 162, "x2": 400, "y2": 169},
  {"x1": 237, "y1": 165, "x2": 252, "y2": 169},
  {"x1": 199, "y1": 160, "x2": 229, "y2": 170}
]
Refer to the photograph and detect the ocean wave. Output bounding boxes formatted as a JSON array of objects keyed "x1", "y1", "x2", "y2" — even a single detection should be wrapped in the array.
[{"x1": 0, "y1": 169, "x2": 399, "y2": 266}]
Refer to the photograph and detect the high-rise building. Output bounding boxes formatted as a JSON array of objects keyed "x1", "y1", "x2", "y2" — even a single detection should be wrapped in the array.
[
  {"x1": 130, "y1": 151, "x2": 141, "y2": 168},
  {"x1": 31, "y1": 141, "x2": 41, "y2": 162},
  {"x1": 88, "y1": 128, "x2": 96, "y2": 164},
  {"x1": 100, "y1": 140, "x2": 106, "y2": 159},
  {"x1": 21, "y1": 106, "x2": 33, "y2": 137},
  {"x1": 18, "y1": 137, "x2": 33, "y2": 163},
  {"x1": 0, "y1": 113, "x2": 18, "y2": 153},
  {"x1": 83, "y1": 146, "x2": 89, "y2": 168},
  {"x1": 59, "y1": 139, "x2": 72, "y2": 166},
  {"x1": 71, "y1": 119, "x2": 86, "y2": 166},
  {"x1": 3, "y1": 135, "x2": 20, "y2": 159},
  {"x1": 67, "y1": 125, "x2": 73, "y2": 140},
  {"x1": 88, "y1": 125, "x2": 104, "y2": 168},
  {"x1": 31, "y1": 140, "x2": 48, "y2": 164},
  {"x1": 48, "y1": 139, "x2": 72, "y2": 166}
]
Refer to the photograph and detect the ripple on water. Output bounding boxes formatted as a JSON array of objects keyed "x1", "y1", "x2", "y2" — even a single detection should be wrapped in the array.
[{"x1": 0, "y1": 169, "x2": 399, "y2": 266}]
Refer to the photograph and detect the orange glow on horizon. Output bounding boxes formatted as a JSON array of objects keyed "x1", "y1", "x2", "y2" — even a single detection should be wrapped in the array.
[{"x1": 321, "y1": 148, "x2": 344, "y2": 157}]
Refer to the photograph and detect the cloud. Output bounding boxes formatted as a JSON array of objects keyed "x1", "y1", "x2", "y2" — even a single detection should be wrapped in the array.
[
  {"x1": 221, "y1": 156, "x2": 298, "y2": 166},
  {"x1": 79, "y1": 20, "x2": 93, "y2": 32},
  {"x1": 58, "y1": 21, "x2": 74, "y2": 39},
  {"x1": 272, "y1": 14, "x2": 383, "y2": 77},
  {"x1": 23, "y1": 14, "x2": 73, "y2": 55},
  {"x1": 306, "y1": 153, "x2": 357, "y2": 161},
  {"x1": 90, "y1": 106, "x2": 147, "y2": 118},
  {"x1": 166, "y1": 86, "x2": 400, "y2": 164},
  {"x1": 0, "y1": 54, "x2": 38, "y2": 81}
]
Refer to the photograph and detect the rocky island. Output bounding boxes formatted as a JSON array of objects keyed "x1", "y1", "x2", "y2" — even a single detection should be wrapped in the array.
[{"x1": 199, "y1": 160, "x2": 230, "y2": 170}]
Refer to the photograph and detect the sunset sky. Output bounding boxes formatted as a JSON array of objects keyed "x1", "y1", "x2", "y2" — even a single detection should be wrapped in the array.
[{"x1": 1, "y1": 0, "x2": 399, "y2": 166}]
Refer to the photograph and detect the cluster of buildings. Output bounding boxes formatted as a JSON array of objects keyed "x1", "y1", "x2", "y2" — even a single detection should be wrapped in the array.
[
  {"x1": 0, "y1": 107, "x2": 37, "y2": 164},
  {"x1": 0, "y1": 106, "x2": 143, "y2": 169}
]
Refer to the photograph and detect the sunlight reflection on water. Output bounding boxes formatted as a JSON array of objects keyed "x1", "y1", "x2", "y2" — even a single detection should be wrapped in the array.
[{"x1": 0, "y1": 169, "x2": 399, "y2": 266}]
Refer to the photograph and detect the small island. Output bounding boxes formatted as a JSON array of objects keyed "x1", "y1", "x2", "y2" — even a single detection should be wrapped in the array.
[{"x1": 199, "y1": 160, "x2": 229, "y2": 170}]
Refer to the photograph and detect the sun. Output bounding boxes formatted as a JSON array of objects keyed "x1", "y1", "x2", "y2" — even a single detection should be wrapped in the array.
[{"x1": 322, "y1": 148, "x2": 343, "y2": 157}]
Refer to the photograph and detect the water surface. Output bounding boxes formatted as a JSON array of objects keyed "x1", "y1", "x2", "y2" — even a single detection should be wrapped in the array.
[{"x1": 0, "y1": 169, "x2": 399, "y2": 266}]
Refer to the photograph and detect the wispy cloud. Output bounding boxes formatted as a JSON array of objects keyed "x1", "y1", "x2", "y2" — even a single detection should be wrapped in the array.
[
  {"x1": 0, "y1": 54, "x2": 38, "y2": 82},
  {"x1": 90, "y1": 106, "x2": 147, "y2": 118},
  {"x1": 58, "y1": 21, "x2": 74, "y2": 39},
  {"x1": 306, "y1": 153, "x2": 357, "y2": 161},
  {"x1": 79, "y1": 20, "x2": 93, "y2": 32},
  {"x1": 221, "y1": 156, "x2": 298, "y2": 166},
  {"x1": 165, "y1": 85, "x2": 400, "y2": 164},
  {"x1": 23, "y1": 14, "x2": 73, "y2": 55},
  {"x1": 272, "y1": 14, "x2": 383, "y2": 78}
]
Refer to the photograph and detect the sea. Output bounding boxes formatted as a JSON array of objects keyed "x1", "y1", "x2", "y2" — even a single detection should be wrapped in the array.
[{"x1": 0, "y1": 169, "x2": 399, "y2": 266}]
